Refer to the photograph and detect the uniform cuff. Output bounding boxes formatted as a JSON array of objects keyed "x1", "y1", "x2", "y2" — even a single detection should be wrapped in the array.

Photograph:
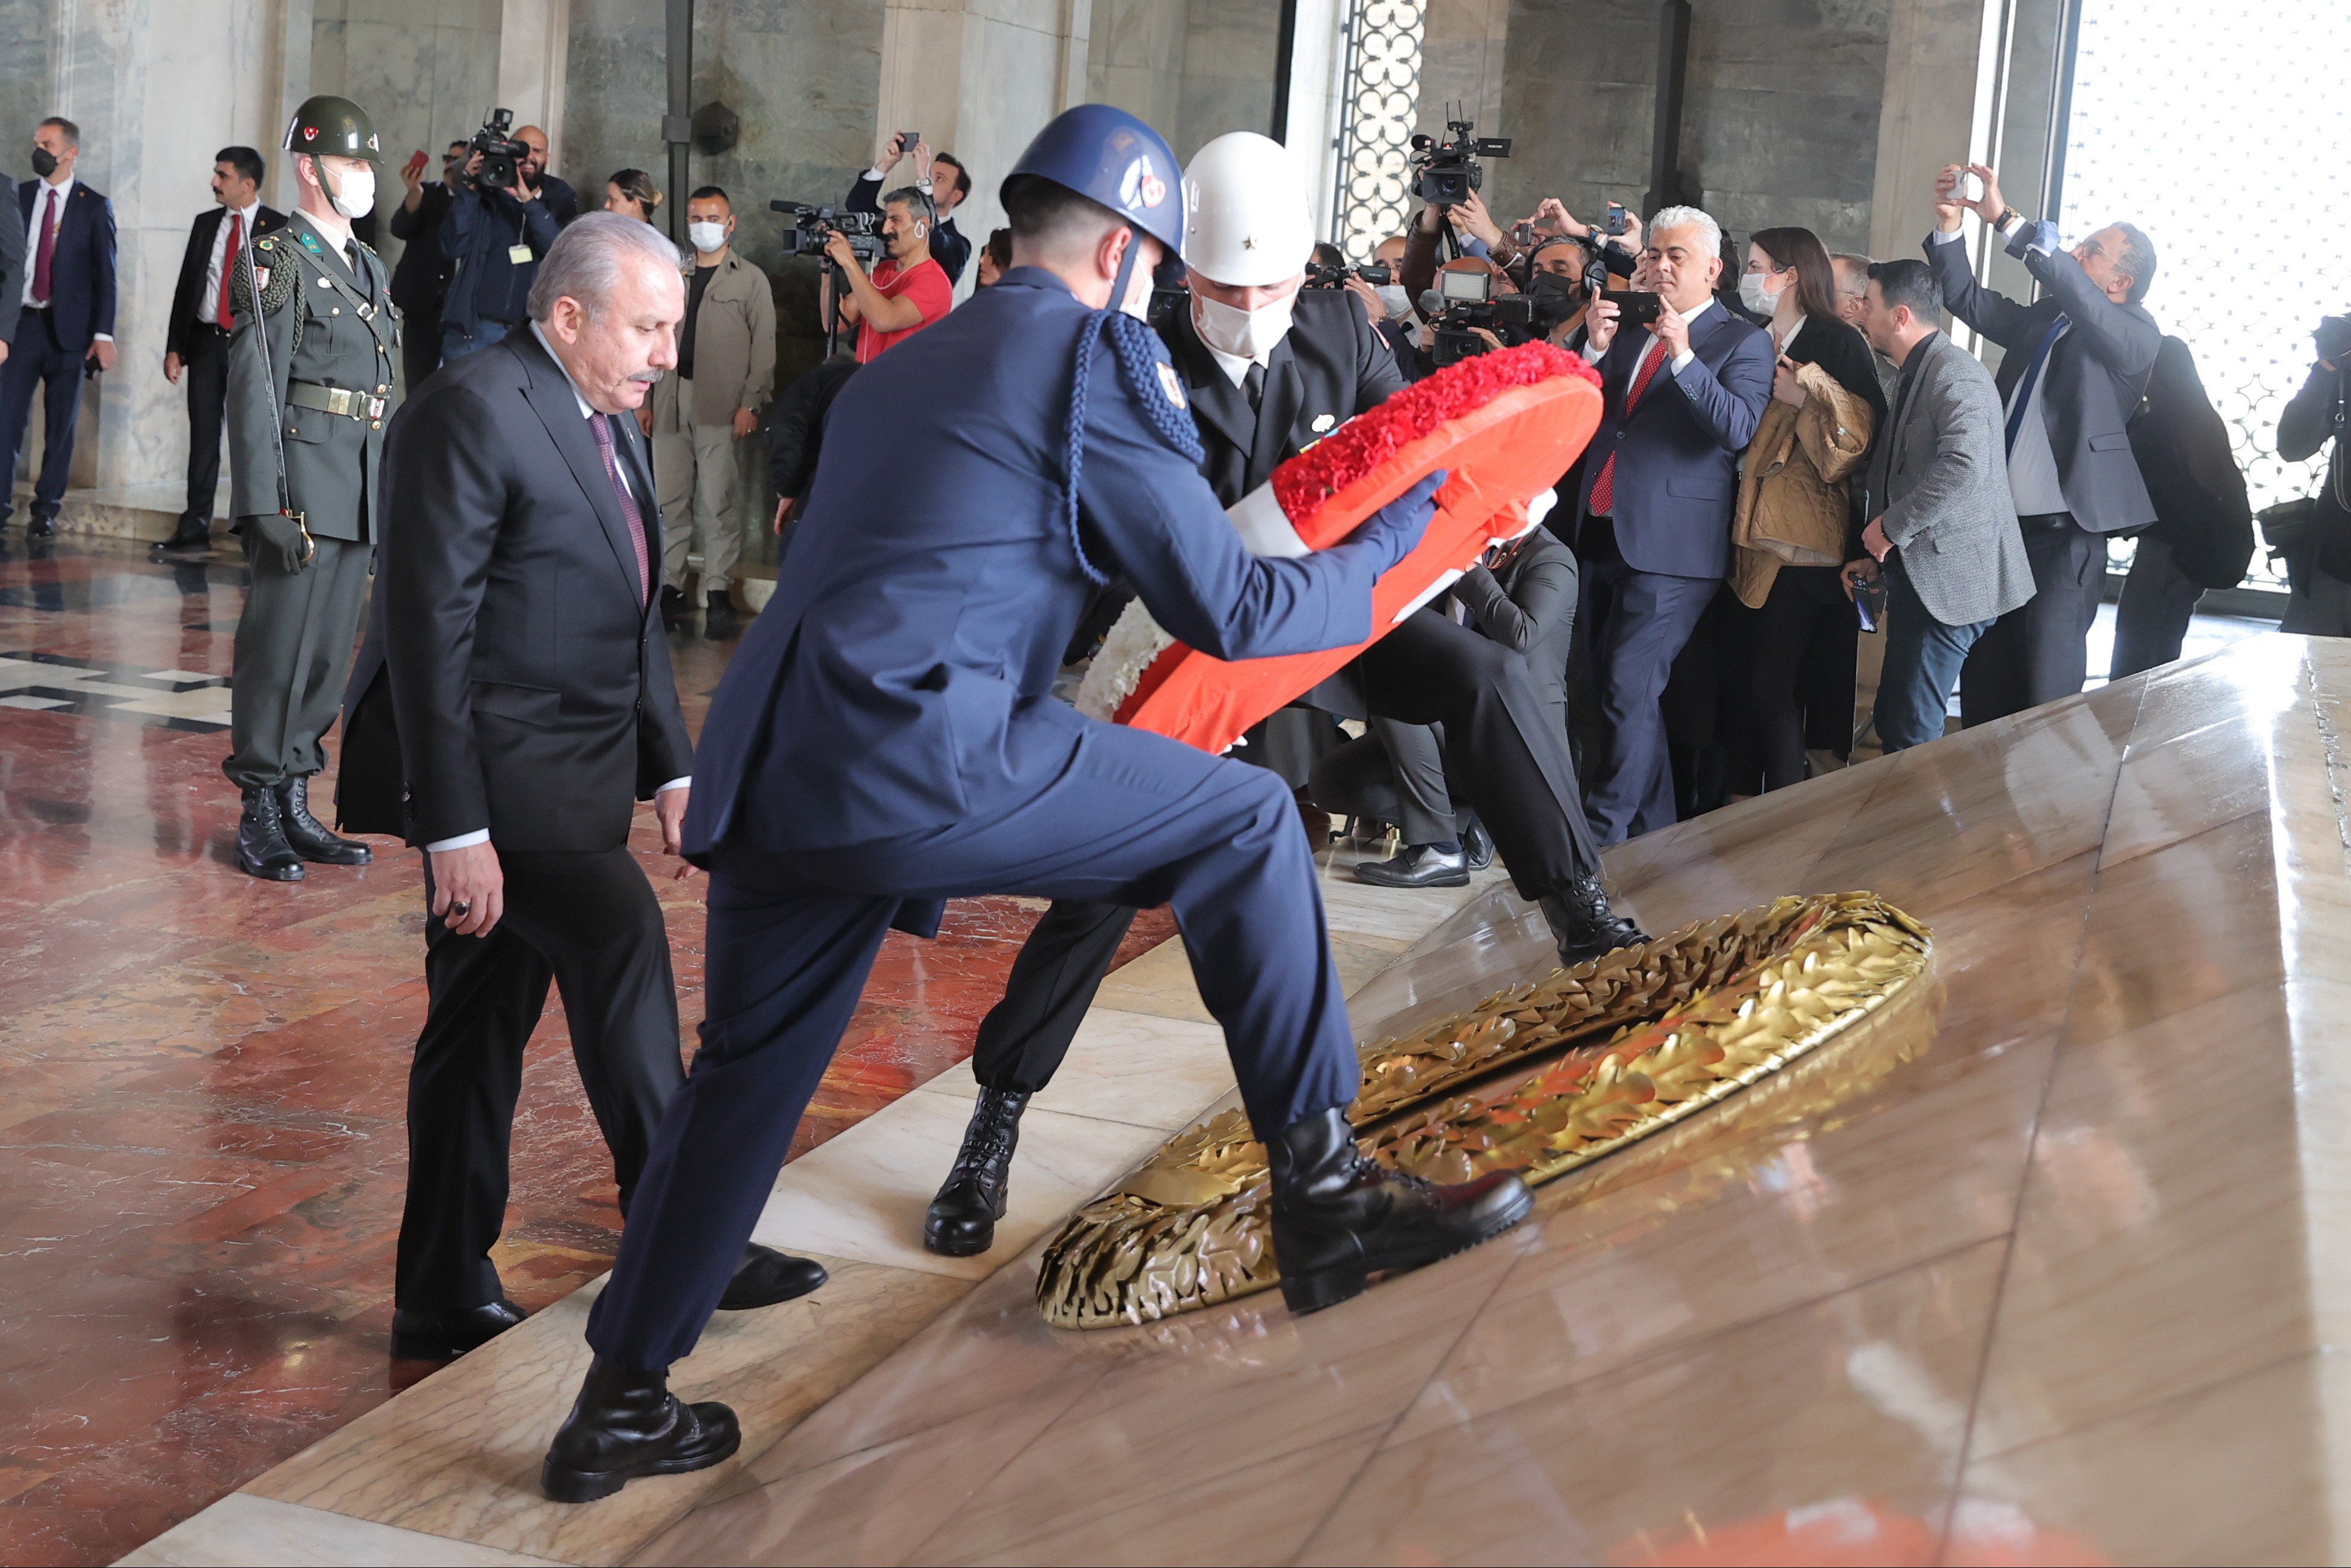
[{"x1": 426, "y1": 829, "x2": 490, "y2": 852}]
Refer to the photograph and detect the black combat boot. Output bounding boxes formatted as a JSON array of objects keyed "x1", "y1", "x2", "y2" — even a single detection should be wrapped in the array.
[
  {"x1": 541, "y1": 1357, "x2": 740, "y2": 1504},
  {"x1": 924, "y1": 1087, "x2": 1031, "y2": 1257},
  {"x1": 1539, "y1": 875, "x2": 1650, "y2": 968},
  {"x1": 275, "y1": 775, "x2": 373, "y2": 865},
  {"x1": 236, "y1": 787, "x2": 306, "y2": 881},
  {"x1": 1268, "y1": 1107, "x2": 1533, "y2": 1315}
]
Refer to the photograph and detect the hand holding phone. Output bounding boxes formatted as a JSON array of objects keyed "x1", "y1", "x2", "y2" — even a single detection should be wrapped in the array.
[
  {"x1": 403, "y1": 150, "x2": 428, "y2": 180},
  {"x1": 1605, "y1": 202, "x2": 1627, "y2": 236}
]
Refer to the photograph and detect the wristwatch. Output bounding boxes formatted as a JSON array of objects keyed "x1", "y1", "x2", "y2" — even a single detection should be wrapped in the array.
[
  {"x1": 916, "y1": 177, "x2": 934, "y2": 195},
  {"x1": 1997, "y1": 206, "x2": 2024, "y2": 233}
]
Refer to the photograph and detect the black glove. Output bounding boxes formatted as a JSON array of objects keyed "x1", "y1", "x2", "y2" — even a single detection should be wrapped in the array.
[
  {"x1": 1343, "y1": 470, "x2": 1448, "y2": 577},
  {"x1": 245, "y1": 513, "x2": 315, "y2": 575}
]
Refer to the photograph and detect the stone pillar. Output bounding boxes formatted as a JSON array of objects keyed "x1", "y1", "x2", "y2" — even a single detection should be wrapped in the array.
[
  {"x1": 877, "y1": 0, "x2": 1094, "y2": 256},
  {"x1": 499, "y1": 0, "x2": 573, "y2": 174},
  {"x1": 29, "y1": 0, "x2": 312, "y2": 504}
]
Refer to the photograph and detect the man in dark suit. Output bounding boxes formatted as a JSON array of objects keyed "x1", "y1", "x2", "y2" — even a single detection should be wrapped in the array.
[
  {"x1": 917, "y1": 131, "x2": 1639, "y2": 1263},
  {"x1": 847, "y1": 132, "x2": 971, "y2": 286},
  {"x1": 157, "y1": 147, "x2": 285, "y2": 554},
  {"x1": 1574, "y1": 205, "x2": 1774, "y2": 842},
  {"x1": 1926, "y1": 161, "x2": 2160, "y2": 723},
  {"x1": 387, "y1": 141, "x2": 466, "y2": 395},
  {"x1": 0, "y1": 154, "x2": 21, "y2": 367},
  {"x1": 0, "y1": 117, "x2": 116, "y2": 538},
  {"x1": 338, "y1": 214, "x2": 822, "y2": 1363}
]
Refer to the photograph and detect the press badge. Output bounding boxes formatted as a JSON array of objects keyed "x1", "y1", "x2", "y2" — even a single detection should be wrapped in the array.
[{"x1": 508, "y1": 244, "x2": 534, "y2": 265}]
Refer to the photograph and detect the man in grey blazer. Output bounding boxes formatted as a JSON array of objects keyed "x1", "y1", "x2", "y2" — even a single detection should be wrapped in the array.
[{"x1": 1845, "y1": 259, "x2": 2035, "y2": 752}]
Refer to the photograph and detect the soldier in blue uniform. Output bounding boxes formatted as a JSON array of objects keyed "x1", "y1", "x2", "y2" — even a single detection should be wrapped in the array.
[{"x1": 538, "y1": 107, "x2": 1536, "y2": 1504}]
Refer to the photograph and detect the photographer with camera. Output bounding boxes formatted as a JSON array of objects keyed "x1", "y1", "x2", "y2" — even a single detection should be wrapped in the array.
[
  {"x1": 438, "y1": 112, "x2": 575, "y2": 363},
  {"x1": 825, "y1": 187, "x2": 951, "y2": 364},
  {"x1": 2274, "y1": 315, "x2": 2351, "y2": 635},
  {"x1": 848, "y1": 132, "x2": 971, "y2": 286}
]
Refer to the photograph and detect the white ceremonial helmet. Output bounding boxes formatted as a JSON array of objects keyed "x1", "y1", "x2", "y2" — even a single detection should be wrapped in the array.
[{"x1": 1180, "y1": 131, "x2": 1316, "y2": 287}]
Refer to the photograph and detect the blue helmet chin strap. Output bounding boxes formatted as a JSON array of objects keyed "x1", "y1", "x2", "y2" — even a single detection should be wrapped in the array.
[{"x1": 1108, "y1": 225, "x2": 1145, "y2": 317}]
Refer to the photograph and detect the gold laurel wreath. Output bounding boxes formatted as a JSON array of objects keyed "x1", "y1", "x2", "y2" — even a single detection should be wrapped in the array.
[{"x1": 1035, "y1": 892, "x2": 1932, "y2": 1329}]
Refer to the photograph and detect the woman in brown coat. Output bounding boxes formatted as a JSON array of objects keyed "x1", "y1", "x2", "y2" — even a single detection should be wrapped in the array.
[{"x1": 1723, "y1": 226, "x2": 1887, "y2": 795}]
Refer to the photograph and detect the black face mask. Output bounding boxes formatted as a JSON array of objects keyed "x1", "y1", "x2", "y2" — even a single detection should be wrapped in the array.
[
  {"x1": 1528, "y1": 271, "x2": 1582, "y2": 307},
  {"x1": 29, "y1": 147, "x2": 59, "y2": 178}
]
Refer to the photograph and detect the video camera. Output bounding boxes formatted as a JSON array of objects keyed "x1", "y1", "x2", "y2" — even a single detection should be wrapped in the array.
[
  {"x1": 773, "y1": 202, "x2": 888, "y2": 265},
  {"x1": 1422, "y1": 268, "x2": 1535, "y2": 368},
  {"x1": 1303, "y1": 260, "x2": 1394, "y2": 290},
  {"x1": 467, "y1": 107, "x2": 531, "y2": 193},
  {"x1": 1410, "y1": 117, "x2": 1511, "y2": 208}
]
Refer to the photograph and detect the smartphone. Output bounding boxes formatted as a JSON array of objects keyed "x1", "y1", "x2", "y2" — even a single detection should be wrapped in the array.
[
  {"x1": 1512, "y1": 220, "x2": 1535, "y2": 246},
  {"x1": 403, "y1": 149, "x2": 428, "y2": 179},
  {"x1": 900, "y1": 129, "x2": 920, "y2": 152},
  {"x1": 1853, "y1": 573, "x2": 1890, "y2": 633},
  {"x1": 1605, "y1": 202, "x2": 1627, "y2": 236},
  {"x1": 1955, "y1": 166, "x2": 1984, "y2": 201},
  {"x1": 1602, "y1": 289, "x2": 1663, "y2": 327}
]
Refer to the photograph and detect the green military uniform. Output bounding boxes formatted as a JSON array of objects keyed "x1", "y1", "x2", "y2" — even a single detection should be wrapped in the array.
[{"x1": 222, "y1": 96, "x2": 398, "y2": 879}]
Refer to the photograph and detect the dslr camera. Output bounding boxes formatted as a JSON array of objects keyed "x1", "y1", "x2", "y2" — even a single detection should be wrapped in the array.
[
  {"x1": 2318, "y1": 313, "x2": 2351, "y2": 366},
  {"x1": 1410, "y1": 117, "x2": 1511, "y2": 207},
  {"x1": 772, "y1": 201, "x2": 887, "y2": 266},
  {"x1": 466, "y1": 107, "x2": 531, "y2": 192},
  {"x1": 1303, "y1": 259, "x2": 1394, "y2": 289},
  {"x1": 1423, "y1": 268, "x2": 1534, "y2": 368}
]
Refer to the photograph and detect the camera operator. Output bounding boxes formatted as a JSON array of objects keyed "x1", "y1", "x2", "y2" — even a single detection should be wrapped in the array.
[
  {"x1": 825, "y1": 187, "x2": 951, "y2": 364},
  {"x1": 917, "y1": 129, "x2": 1645, "y2": 1260},
  {"x1": 438, "y1": 120, "x2": 574, "y2": 363},
  {"x1": 848, "y1": 132, "x2": 971, "y2": 285},
  {"x1": 2276, "y1": 316, "x2": 2351, "y2": 635}
]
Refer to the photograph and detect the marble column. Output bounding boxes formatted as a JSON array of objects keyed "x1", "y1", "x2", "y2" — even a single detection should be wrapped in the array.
[
  {"x1": 26, "y1": 0, "x2": 312, "y2": 500},
  {"x1": 498, "y1": 0, "x2": 572, "y2": 175}
]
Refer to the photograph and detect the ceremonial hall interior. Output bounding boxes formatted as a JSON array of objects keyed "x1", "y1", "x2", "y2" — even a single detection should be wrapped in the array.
[{"x1": 5, "y1": 0, "x2": 2350, "y2": 1564}]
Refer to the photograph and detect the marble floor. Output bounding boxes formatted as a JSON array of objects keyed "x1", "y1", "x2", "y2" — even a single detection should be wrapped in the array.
[
  {"x1": 113, "y1": 619, "x2": 2351, "y2": 1564},
  {"x1": 0, "y1": 536, "x2": 1174, "y2": 1567}
]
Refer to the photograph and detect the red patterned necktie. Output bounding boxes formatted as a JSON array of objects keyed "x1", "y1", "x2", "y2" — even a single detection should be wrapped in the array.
[
  {"x1": 216, "y1": 211, "x2": 243, "y2": 329},
  {"x1": 30, "y1": 188, "x2": 58, "y2": 306},
  {"x1": 588, "y1": 413, "x2": 650, "y2": 603},
  {"x1": 1587, "y1": 333, "x2": 1670, "y2": 517}
]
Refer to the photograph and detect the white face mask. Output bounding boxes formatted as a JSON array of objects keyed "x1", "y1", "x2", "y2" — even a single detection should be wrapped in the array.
[
  {"x1": 1738, "y1": 272, "x2": 1782, "y2": 316},
  {"x1": 1193, "y1": 290, "x2": 1295, "y2": 359},
  {"x1": 689, "y1": 220, "x2": 727, "y2": 254},
  {"x1": 325, "y1": 162, "x2": 375, "y2": 220},
  {"x1": 1374, "y1": 283, "x2": 1411, "y2": 320}
]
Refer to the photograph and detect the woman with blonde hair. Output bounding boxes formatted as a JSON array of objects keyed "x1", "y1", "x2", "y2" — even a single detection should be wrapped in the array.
[{"x1": 602, "y1": 169, "x2": 663, "y2": 223}]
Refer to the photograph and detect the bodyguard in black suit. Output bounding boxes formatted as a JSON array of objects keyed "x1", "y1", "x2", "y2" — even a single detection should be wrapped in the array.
[
  {"x1": 158, "y1": 148, "x2": 285, "y2": 552},
  {"x1": 0, "y1": 117, "x2": 116, "y2": 537},
  {"x1": 0, "y1": 157, "x2": 21, "y2": 359},
  {"x1": 338, "y1": 215, "x2": 821, "y2": 1361},
  {"x1": 1925, "y1": 162, "x2": 2160, "y2": 724}
]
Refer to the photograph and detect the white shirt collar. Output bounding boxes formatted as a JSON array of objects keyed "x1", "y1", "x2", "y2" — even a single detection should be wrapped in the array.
[
  {"x1": 33, "y1": 172, "x2": 74, "y2": 209},
  {"x1": 225, "y1": 197, "x2": 261, "y2": 226},
  {"x1": 1772, "y1": 309, "x2": 1806, "y2": 355},
  {"x1": 1203, "y1": 339, "x2": 1271, "y2": 386},
  {"x1": 290, "y1": 204, "x2": 354, "y2": 254},
  {"x1": 530, "y1": 321, "x2": 599, "y2": 419}
]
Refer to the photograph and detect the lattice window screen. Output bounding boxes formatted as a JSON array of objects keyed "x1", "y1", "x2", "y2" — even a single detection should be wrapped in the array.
[
  {"x1": 2058, "y1": 0, "x2": 2351, "y2": 586},
  {"x1": 1332, "y1": 0, "x2": 1425, "y2": 264}
]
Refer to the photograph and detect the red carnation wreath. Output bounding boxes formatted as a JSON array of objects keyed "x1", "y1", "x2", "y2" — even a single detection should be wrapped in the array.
[{"x1": 1077, "y1": 341, "x2": 1604, "y2": 754}]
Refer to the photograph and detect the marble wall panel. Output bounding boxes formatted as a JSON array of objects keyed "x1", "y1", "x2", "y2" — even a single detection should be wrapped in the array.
[{"x1": 1083, "y1": 0, "x2": 1281, "y2": 163}]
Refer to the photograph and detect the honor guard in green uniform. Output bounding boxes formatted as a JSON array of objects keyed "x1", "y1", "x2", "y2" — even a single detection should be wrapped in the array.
[{"x1": 222, "y1": 95, "x2": 398, "y2": 880}]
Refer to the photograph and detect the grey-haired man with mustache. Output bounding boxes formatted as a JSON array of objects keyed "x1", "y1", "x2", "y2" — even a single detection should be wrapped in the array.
[{"x1": 337, "y1": 214, "x2": 826, "y2": 1362}]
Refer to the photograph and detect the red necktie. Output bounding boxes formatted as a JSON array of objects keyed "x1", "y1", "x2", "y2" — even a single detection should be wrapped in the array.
[
  {"x1": 216, "y1": 211, "x2": 243, "y2": 329},
  {"x1": 1587, "y1": 334, "x2": 1670, "y2": 517},
  {"x1": 590, "y1": 412, "x2": 651, "y2": 603},
  {"x1": 30, "y1": 188, "x2": 58, "y2": 306}
]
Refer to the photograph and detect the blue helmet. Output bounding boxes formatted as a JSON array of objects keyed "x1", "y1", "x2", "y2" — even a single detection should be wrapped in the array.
[{"x1": 1002, "y1": 104, "x2": 1183, "y2": 253}]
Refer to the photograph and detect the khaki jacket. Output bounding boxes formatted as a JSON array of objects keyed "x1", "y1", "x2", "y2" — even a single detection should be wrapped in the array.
[
  {"x1": 653, "y1": 249, "x2": 778, "y2": 431},
  {"x1": 1729, "y1": 359, "x2": 1874, "y2": 608}
]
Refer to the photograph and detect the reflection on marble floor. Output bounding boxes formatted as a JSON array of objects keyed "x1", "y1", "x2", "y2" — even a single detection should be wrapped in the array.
[
  {"x1": 120, "y1": 630, "x2": 2351, "y2": 1567},
  {"x1": 0, "y1": 538, "x2": 1174, "y2": 1568}
]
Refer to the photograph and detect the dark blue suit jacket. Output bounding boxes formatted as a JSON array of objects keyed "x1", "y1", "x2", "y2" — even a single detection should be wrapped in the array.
[
  {"x1": 685, "y1": 267, "x2": 1392, "y2": 860},
  {"x1": 16, "y1": 177, "x2": 117, "y2": 351},
  {"x1": 1574, "y1": 302, "x2": 1774, "y2": 579}
]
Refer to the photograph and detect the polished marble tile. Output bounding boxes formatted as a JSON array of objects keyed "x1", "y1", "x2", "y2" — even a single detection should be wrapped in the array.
[
  {"x1": 913, "y1": 1006, "x2": 1235, "y2": 1130},
  {"x1": 120, "y1": 1492, "x2": 566, "y2": 1567},
  {"x1": 2099, "y1": 711, "x2": 2274, "y2": 871},
  {"x1": 1091, "y1": 929, "x2": 1408, "y2": 1026}
]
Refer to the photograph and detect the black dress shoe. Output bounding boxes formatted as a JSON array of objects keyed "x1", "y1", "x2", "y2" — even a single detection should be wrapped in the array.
[
  {"x1": 25, "y1": 515, "x2": 55, "y2": 539},
  {"x1": 1463, "y1": 817, "x2": 1495, "y2": 872},
  {"x1": 542, "y1": 1356, "x2": 740, "y2": 1504},
  {"x1": 925, "y1": 1087, "x2": 1030, "y2": 1257},
  {"x1": 716, "y1": 1243, "x2": 828, "y2": 1310},
  {"x1": 659, "y1": 583, "x2": 689, "y2": 629},
  {"x1": 1352, "y1": 843, "x2": 1469, "y2": 889},
  {"x1": 1269, "y1": 1107, "x2": 1532, "y2": 1314},
  {"x1": 236, "y1": 787, "x2": 306, "y2": 881},
  {"x1": 389, "y1": 1297, "x2": 526, "y2": 1360},
  {"x1": 703, "y1": 589, "x2": 737, "y2": 636},
  {"x1": 1540, "y1": 875, "x2": 1651, "y2": 967},
  {"x1": 274, "y1": 775, "x2": 372, "y2": 865},
  {"x1": 154, "y1": 517, "x2": 213, "y2": 554}
]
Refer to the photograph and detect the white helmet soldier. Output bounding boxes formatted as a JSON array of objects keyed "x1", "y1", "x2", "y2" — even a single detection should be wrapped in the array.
[{"x1": 1181, "y1": 131, "x2": 1316, "y2": 360}]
